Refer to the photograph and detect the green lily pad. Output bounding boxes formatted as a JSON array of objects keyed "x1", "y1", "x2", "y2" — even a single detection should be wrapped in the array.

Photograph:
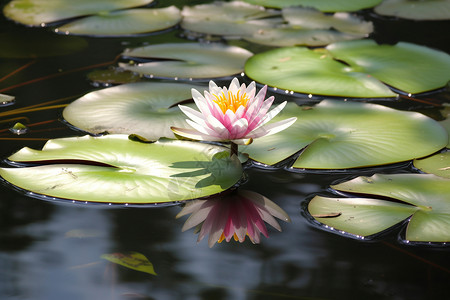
[
  {"x1": 414, "y1": 151, "x2": 450, "y2": 179},
  {"x1": 282, "y1": 7, "x2": 373, "y2": 35},
  {"x1": 180, "y1": 1, "x2": 281, "y2": 36},
  {"x1": 242, "y1": 100, "x2": 448, "y2": 169},
  {"x1": 55, "y1": 6, "x2": 181, "y2": 36},
  {"x1": 308, "y1": 174, "x2": 450, "y2": 242},
  {"x1": 439, "y1": 106, "x2": 450, "y2": 148},
  {"x1": 242, "y1": 0, "x2": 383, "y2": 12},
  {"x1": 120, "y1": 43, "x2": 253, "y2": 80},
  {"x1": 244, "y1": 26, "x2": 367, "y2": 47},
  {"x1": 245, "y1": 46, "x2": 397, "y2": 98},
  {"x1": 374, "y1": 0, "x2": 450, "y2": 21},
  {"x1": 0, "y1": 135, "x2": 243, "y2": 204},
  {"x1": 326, "y1": 40, "x2": 450, "y2": 94},
  {"x1": 245, "y1": 40, "x2": 450, "y2": 97},
  {"x1": 62, "y1": 82, "x2": 201, "y2": 140},
  {"x1": 0, "y1": 93, "x2": 15, "y2": 105},
  {"x1": 3, "y1": 0, "x2": 154, "y2": 26}
]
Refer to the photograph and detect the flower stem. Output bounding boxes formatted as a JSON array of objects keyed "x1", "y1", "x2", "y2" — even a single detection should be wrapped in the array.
[{"x1": 230, "y1": 142, "x2": 238, "y2": 157}]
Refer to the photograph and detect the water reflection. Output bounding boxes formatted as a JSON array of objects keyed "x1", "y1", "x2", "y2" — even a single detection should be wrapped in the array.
[{"x1": 176, "y1": 189, "x2": 291, "y2": 247}]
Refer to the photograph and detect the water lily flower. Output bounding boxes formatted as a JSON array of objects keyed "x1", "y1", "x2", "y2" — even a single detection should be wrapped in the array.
[
  {"x1": 171, "y1": 78, "x2": 297, "y2": 148},
  {"x1": 176, "y1": 190, "x2": 291, "y2": 247}
]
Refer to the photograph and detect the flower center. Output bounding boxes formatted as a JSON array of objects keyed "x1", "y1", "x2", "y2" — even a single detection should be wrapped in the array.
[{"x1": 212, "y1": 90, "x2": 250, "y2": 114}]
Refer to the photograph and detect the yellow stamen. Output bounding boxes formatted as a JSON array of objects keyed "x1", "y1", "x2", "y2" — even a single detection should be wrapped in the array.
[{"x1": 212, "y1": 90, "x2": 250, "y2": 114}]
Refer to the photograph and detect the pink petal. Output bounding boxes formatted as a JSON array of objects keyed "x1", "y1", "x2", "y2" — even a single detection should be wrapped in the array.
[
  {"x1": 229, "y1": 118, "x2": 249, "y2": 139},
  {"x1": 180, "y1": 200, "x2": 216, "y2": 232},
  {"x1": 178, "y1": 105, "x2": 208, "y2": 127},
  {"x1": 206, "y1": 115, "x2": 231, "y2": 139},
  {"x1": 192, "y1": 89, "x2": 212, "y2": 116},
  {"x1": 171, "y1": 127, "x2": 223, "y2": 142},
  {"x1": 246, "y1": 117, "x2": 297, "y2": 139},
  {"x1": 254, "y1": 101, "x2": 287, "y2": 128}
]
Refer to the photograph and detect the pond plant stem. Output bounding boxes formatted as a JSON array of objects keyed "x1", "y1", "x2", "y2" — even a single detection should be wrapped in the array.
[{"x1": 230, "y1": 142, "x2": 238, "y2": 157}]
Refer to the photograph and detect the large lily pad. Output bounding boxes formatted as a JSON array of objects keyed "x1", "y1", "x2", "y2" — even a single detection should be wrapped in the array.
[
  {"x1": 120, "y1": 43, "x2": 253, "y2": 80},
  {"x1": 308, "y1": 174, "x2": 450, "y2": 242},
  {"x1": 242, "y1": 100, "x2": 448, "y2": 169},
  {"x1": 0, "y1": 135, "x2": 243, "y2": 204},
  {"x1": 63, "y1": 82, "x2": 201, "y2": 140},
  {"x1": 245, "y1": 40, "x2": 450, "y2": 97},
  {"x1": 55, "y1": 6, "x2": 181, "y2": 36},
  {"x1": 3, "y1": 0, "x2": 154, "y2": 26},
  {"x1": 282, "y1": 7, "x2": 373, "y2": 35},
  {"x1": 326, "y1": 40, "x2": 450, "y2": 94},
  {"x1": 374, "y1": 0, "x2": 450, "y2": 21},
  {"x1": 414, "y1": 151, "x2": 450, "y2": 179},
  {"x1": 242, "y1": 0, "x2": 383, "y2": 12},
  {"x1": 180, "y1": 1, "x2": 281, "y2": 36}
]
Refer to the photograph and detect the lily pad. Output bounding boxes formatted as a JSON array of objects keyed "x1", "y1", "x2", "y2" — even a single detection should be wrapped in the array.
[
  {"x1": 326, "y1": 40, "x2": 450, "y2": 94},
  {"x1": 120, "y1": 43, "x2": 253, "y2": 80},
  {"x1": 55, "y1": 6, "x2": 181, "y2": 36},
  {"x1": 3, "y1": 0, "x2": 154, "y2": 26},
  {"x1": 414, "y1": 151, "x2": 450, "y2": 179},
  {"x1": 308, "y1": 174, "x2": 450, "y2": 242},
  {"x1": 242, "y1": 0, "x2": 383, "y2": 12},
  {"x1": 0, "y1": 135, "x2": 243, "y2": 204},
  {"x1": 245, "y1": 46, "x2": 396, "y2": 98},
  {"x1": 439, "y1": 106, "x2": 450, "y2": 148},
  {"x1": 0, "y1": 93, "x2": 15, "y2": 106},
  {"x1": 282, "y1": 7, "x2": 373, "y2": 35},
  {"x1": 63, "y1": 82, "x2": 201, "y2": 140},
  {"x1": 244, "y1": 26, "x2": 367, "y2": 47},
  {"x1": 374, "y1": 0, "x2": 450, "y2": 21},
  {"x1": 245, "y1": 40, "x2": 450, "y2": 97},
  {"x1": 180, "y1": 1, "x2": 281, "y2": 36},
  {"x1": 242, "y1": 100, "x2": 448, "y2": 169}
]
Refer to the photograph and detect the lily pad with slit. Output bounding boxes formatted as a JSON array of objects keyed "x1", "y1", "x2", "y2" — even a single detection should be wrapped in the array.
[
  {"x1": 308, "y1": 173, "x2": 450, "y2": 242},
  {"x1": 374, "y1": 0, "x2": 450, "y2": 21},
  {"x1": 241, "y1": 100, "x2": 448, "y2": 169},
  {"x1": 180, "y1": 1, "x2": 281, "y2": 36},
  {"x1": 414, "y1": 151, "x2": 450, "y2": 179},
  {"x1": 242, "y1": 0, "x2": 383, "y2": 12},
  {"x1": 55, "y1": 6, "x2": 181, "y2": 36},
  {"x1": 3, "y1": 0, "x2": 154, "y2": 26},
  {"x1": 63, "y1": 82, "x2": 203, "y2": 140},
  {"x1": 0, "y1": 135, "x2": 243, "y2": 204},
  {"x1": 120, "y1": 43, "x2": 253, "y2": 80},
  {"x1": 245, "y1": 40, "x2": 450, "y2": 97}
]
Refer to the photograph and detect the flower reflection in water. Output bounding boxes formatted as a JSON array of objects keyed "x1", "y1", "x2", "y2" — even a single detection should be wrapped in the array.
[{"x1": 176, "y1": 189, "x2": 291, "y2": 247}]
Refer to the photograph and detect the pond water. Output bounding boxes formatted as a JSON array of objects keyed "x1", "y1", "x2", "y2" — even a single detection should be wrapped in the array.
[{"x1": 0, "y1": 1, "x2": 449, "y2": 299}]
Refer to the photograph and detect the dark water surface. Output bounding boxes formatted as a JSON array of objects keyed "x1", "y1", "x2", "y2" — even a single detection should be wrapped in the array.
[{"x1": 1, "y1": 1, "x2": 449, "y2": 299}]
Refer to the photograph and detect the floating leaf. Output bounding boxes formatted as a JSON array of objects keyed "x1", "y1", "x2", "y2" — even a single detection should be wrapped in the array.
[
  {"x1": 282, "y1": 7, "x2": 373, "y2": 35},
  {"x1": 244, "y1": 26, "x2": 366, "y2": 47},
  {"x1": 326, "y1": 40, "x2": 450, "y2": 94},
  {"x1": 0, "y1": 93, "x2": 15, "y2": 106},
  {"x1": 245, "y1": 46, "x2": 396, "y2": 97},
  {"x1": 101, "y1": 252, "x2": 157, "y2": 275},
  {"x1": 439, "y1": 106, "x2": 450, "y2": 148},
  {"x1": 0, "y1": 135, "x2": 243, "y2": 204},
  {"x1": 308, "y1": 174, "x2": 450, "y2": 242},
  {"x1": 374, "y1": 0, "x2": 450, "y2": 21},
  {"x1": 120, "y1": 43, "x2": 253, "y2": 79},
  {"x1": 414, "y1": 151, "x2": 450, "y2": 179},
  {"x1": 245, "y1": 40, "x2": 450, "y2": 97},
  {"x1": 55, "y1": 6, "x2": 181, "y2": 36},
  {"x1": 180, "y1": 1, "x2": 281, "y2": 36},
  {"x1": 3, "y1": 0, "x2": 155, "y2": 26},
  {"x1": 242, "y1": 0, "x2": 383, "y2": 12},
  {"x1": 242, "y1": 100, "x2": 448, "y2": 169},
  {"x1": 63, "y1": 82, "x2": 202, "y2": 140}
]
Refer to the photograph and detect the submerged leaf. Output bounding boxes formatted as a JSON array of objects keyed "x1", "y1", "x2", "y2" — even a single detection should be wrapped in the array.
[
  {"x1": 101, "y1": 252, "x2": 157, "y2": 275},
  {"x1": 308, "y1": 174, "x2": 450, "y2": 242},
  {"x1": 242, "y1": 100, "x2": 448, "y2": 169},
  {"x1": 414, "y1": 151, "x2": 450, "y2": 179},
  {"x1": 0, "y1": 135, "x2": 243, "y2": 204}
]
